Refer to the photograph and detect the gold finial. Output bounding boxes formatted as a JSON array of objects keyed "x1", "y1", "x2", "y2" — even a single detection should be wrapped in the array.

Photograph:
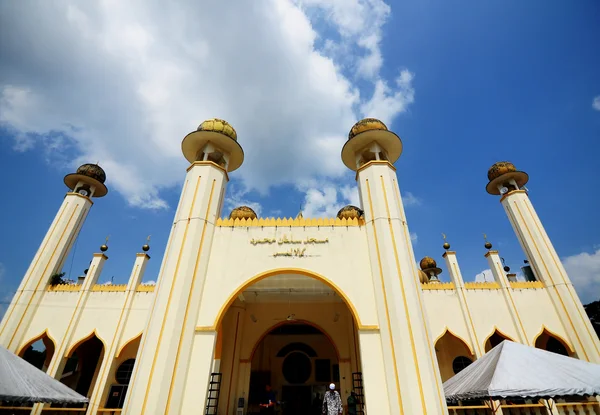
[
  {"x1": 442, "y1": 233, "x2": 450, "y2": 250},
  {"x1": 142, "y1": 235, "x2": 151, "y2": 252},
  {"x1": 296, "y1": 203, "x2": 303, "y2": 219},
  {"x1": 483, "y1": 233, "x2": 492, "y2": 250},
  {"x1": 100, "y1": 235, "x2": 110, "y2": 252}
]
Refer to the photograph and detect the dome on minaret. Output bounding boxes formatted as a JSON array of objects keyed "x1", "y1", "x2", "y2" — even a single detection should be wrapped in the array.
[
  {"x1": 486, "y1": 161, "x2": 529, "y2": 195},
  {"x1": 419, "y1": 256, "x2": 437, "y2": 270},
  {"x1": 337, "y1": 205, "x2": 364, "y2": 220},
  {"x1": 182, "y1": 118, "x2": 244, "y2": 172},
  {"x1": 230, "y1": 206, "x2": 257, "y2": 220},
  {"x1": 419, "y1": 256, "x2": 442, "y2": 280},
  {"x1": 63, "y1": 163, "x2": 108, "y2": 197},
  {"x1": 341, "y1": 117, "x2": 403, "y2": 171}
]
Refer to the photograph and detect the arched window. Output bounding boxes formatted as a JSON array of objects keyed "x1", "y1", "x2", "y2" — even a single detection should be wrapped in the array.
[
  {"x1": 452, "y1": 356, "x2": 473, "y2": 374},
  {"x1": 115, "y1": 359, "x2": 136, "y2": 385}
]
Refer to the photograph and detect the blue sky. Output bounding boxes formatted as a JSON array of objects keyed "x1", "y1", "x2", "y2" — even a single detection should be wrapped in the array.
[{"x1": 1, "y1": 0, "x2": 599, "y2": 313}]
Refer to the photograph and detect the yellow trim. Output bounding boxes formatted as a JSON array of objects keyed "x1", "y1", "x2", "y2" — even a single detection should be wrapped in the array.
[
  {"x1": 499, "y1": 189, "x2": 527, "y2": 203},
  {"x1": 166, "y1": 179, "x2": 216, "y2": 413},
  {"x1": 17, "y1": 329, "x2": 57, "y2": 357},
  {"x1": 186, "y1": 160, "x2": 230, "y2": 182},
  {"x1": 464, "y1": 282, "x2": 500, "y2": 290},
  {"x1": 433, "y1": 328, "x2": 475, "y2": 357},
  {"x1": 141, "y1": 175, "x2": 202, "y2": 413},
  {"x1": 66, "y1": 191, "x2": 95, "y2": 204},
  {"x1": 365, "y1": 178, "x2": 404, "y2": 414},
  {"x1": 195, "y1": 326, "x2": 216, "y2": 332},
  {"x1": 523, "y1": 199, "x2": 600, "y2": 357},
  {"x1": 509, "y1": 198, "x2": 591, "y2": 360},
  {"x1": 483, "y1": 327, "x2": 516, "y2": 352},
  {"x1": 484, "y1": 250, "x2": 499, "y2": 258},
  {"x1": 452, "y1": 262, "x2": 483, "y2": 356},
  {"x1": 532, "y1": 326, "x2": 575, "y2": 355},
  {"x1": 122, "y1": 179, "x2": 184, "y2": 415},
  {"x1": 116, "y1": 332, "x2": 143, "y2": 359},
  {"x1": 509, "y1": 281, "x2": 544, "y2": 289},
  {"x1": 65, "y1": 329, "x2": 107, "y2": 358},
  {"x1": 91, "y1": 284, "x2": 127, "y2": 292},
  {"x1": 355, "y1": 160, "x2": 396, "y2": 181},
  {"x1": 9, "y1": 204, "x2": 81, "y2": 348},
  {"x1": 393, "y1": 177, "x2": 445, "y2": 410},
  {"x1": 48, "y1": 284, "x2": 81, "y2": 292},
  {"x1": 135, "y1": 284, "x2": 156, "y2": 292},
  {"x1": 380, "y1": 176, "x2": 427, "y2": 413},
  {"x1": 211, "y1": 268, "x2": 367, "y2": 330},
  {"x1": 215, "y1": 216, "x2": 365, "y2": 227},
  {"x1": 441, "y1": 251, "x2": 456, "y2": 258},
  {"x1": 358, "y1": 325, "x2": 380, "y2": 332},
  {"x1": 421, "y1": 282, "x2": 455, "y2": 290}
]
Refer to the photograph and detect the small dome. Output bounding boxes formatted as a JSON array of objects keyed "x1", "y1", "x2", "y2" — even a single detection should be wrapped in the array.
[
  {"x1": 337, "y1": 205, "x2": 364, "y2": 220},
  {"x1": 418, "y1": 270, "x2": 429, "y2": 283},
  {"x1": 419, "y1": 256, "x2": 437, "y2": 270},
  {"x1": 76, "y1": 164, "x2": 106, "y2": 184},
  {"x1": 487, "y1": 161, "x2": 517, "y2": 181},
  {"x1": 230, "y1": 206, "x2": 257, "y2": 220},
  {"x1": 348, "y1": 118, "x2": 388, "y2": 141},
  {"x1": 198, "y1": 118, "x2": 237, "y2": 141}
]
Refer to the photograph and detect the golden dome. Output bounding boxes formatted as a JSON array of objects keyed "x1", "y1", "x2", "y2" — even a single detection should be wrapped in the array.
[
  {"x1": 487, "y1": 161, "x2": 516, "y2": 181},
  {"x1": 64, "y1": 163, "x2": 108, "y2": 197},
  {"x1": 198, "y1": 118, "x2": 237, "y2": 141},
  {"x1": 419, "y1": 256, "x2": 437, "y2": 270},
  {"x1": 76, "y1": 164, "x2": 106, "y2": 183},
  {"x1": 443, "y1": 242, "x2": 451, "y2": 250},
  {"x1": 230, "y1": 206, "x2": 257, "y2": 220},
  {"x1": 337, "y1": 205, "x2": 364, "y2": 220},
  {"x1": 418, "y1": 270, "x2": 429, "y2": 284},
  {"x1": 348, "y1": 118, "x2": 388, "y2": 141}
]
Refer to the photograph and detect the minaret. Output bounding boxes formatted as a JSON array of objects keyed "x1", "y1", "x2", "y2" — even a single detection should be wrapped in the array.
[
  {"x1": 486, "y1": 161, "x2": 600, "y2": 362},
  {"x1": 123, "y1": 119, "x2": 243, "y2": 414},
  {"x1": 341, "y1": 118, "x2": 447, "y2": 414},
  {"x1": 0, "y1": 163, "x2": 107, "y2": 351}
]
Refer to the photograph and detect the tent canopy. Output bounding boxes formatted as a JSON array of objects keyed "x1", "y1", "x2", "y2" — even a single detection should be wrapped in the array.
[
  {"x1": 443, "y1": 340, "x2": 600, "y2": 402},
  {"x1": 0, "y1": 345, "x2": 88, "y2": 404}
]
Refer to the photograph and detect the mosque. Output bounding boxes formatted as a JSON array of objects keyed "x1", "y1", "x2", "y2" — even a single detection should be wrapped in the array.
[{"x1": 0, "y1": 118, "x2": 598, "y2": 415}]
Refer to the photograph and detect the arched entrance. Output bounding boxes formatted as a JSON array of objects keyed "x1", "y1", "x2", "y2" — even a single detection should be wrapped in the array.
[{"x1": 215, "y1": 272, "x2": 364, "y2": 415}]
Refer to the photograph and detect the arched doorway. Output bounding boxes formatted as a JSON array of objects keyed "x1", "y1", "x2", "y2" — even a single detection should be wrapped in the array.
[
  {"x1": 434, "y1": 330, "x2": 474, "y2": 382},
  {"x1": 534, "y1": 328, "x2": 572, "y2": 357},
  {"x1": 216, "y1": 272, "x2": 363, "y2": 415},
  {"x1": 484, "y1": 329, "x2": 514, "y2": 353},
  {"x1": 18, "y1": 331, "x2": 55, "y2": 372}
]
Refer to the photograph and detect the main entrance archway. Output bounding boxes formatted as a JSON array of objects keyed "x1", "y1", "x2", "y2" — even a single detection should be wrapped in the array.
[{"x1": 214, "y1": 272, "x2": 364, "y2": 415}]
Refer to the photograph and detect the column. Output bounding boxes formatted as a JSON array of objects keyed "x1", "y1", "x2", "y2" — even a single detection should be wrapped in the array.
[
  {"x1": 443, "y1": 249, "x2": 483, "y2": 357},
  {"x1": 485, "y1": 248, "x2": 529, "y2": 345},
  {"x1": 86, "y1": 251, "x2": 150, "y2": 414}
]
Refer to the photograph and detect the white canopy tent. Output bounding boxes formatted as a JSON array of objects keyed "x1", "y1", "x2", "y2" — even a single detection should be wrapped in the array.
[
  {"x1": 443, "y1": 340, "x2": 600, "y2": 402},
  {"x1": 0, "y1": 345, "x2": 88, "y2": 404}
]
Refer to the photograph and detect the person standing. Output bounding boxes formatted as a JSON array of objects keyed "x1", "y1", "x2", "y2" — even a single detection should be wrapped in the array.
[
  {"x1": 259, "y1": 384, "x2": 276, "y2": 415},
  {"x1": 322, "y1": 383, "x2": 343, "y2": 415},
  {"x1": 347, "y1": 391, "x2": 357, "y2": 415}
]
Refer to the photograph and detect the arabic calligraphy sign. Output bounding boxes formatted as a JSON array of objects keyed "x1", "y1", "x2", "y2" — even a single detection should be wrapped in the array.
[{"x1": 250, "y1": 234, "x2": 329, "y2": 257}]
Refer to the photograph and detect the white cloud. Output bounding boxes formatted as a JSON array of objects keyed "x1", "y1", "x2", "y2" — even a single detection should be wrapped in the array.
[
  {"x1": 593, "y1": 96, "x2": 600, "y2": 111},
  {"x1": 403, "y1": 191, "x2": 422, "y2": 207},
  {"x1": 410, "y1": 232, "x2": 418, "y2": 243},
  {"x1": 301, "y1": 182, "x2": 359, "y2": 217},
  {"x1": 141, "y1": 280, "x2": 156, "y2": 285},
  {"x1": 224, "y1": 184, "x2": 263, "y2": 218},
  {"x1": 475, "y1": 269, "x2": 495, "y2": 282},
  {"x1": 563, "y1": 248, "x2": 600, "y2": 303},
  {"x1": 0, "y1": 0, "x2": 414, "y2": 210}
]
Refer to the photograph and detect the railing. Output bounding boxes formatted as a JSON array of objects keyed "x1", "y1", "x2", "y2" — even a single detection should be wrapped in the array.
[
  {"x1": 447, "y1": 405, "x2": 492, "y2": 414},
  {"x1": 0, "y1": 408, "x2": 122, "y2": 415},
  {"x1": 555, "y1": 402, "x2": 600, "y2": 414},
  {"x1": 447, "y1": 401, "x2": 600, "y2": 415}
]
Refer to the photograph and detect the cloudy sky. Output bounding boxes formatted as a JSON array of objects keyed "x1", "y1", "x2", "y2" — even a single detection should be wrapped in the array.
[{"x1": 1, "y1": 0, "x2": 599, "y2": 312}]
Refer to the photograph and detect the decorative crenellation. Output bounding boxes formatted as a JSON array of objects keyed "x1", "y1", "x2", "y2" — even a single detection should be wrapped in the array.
[
  {"x1": 48, "y1": 284, "x2": 81, "y2": 292},
  {"x1": 216, "y1": 216, "x2": 365, "y2": 227},
  {"x1": 421, "y1": 282, "x2": 455, "y2": 290},
  {"x1": 136, "y1": 284, "x2": 156, "y2": 292},
  {"x1": 464, "y1": 282, "x2": 500, "y2": 290},
  {"x1": 91, "y1": 284, "x2": 128, "y2": 292},
  {"x1": 509, "y1": 281, "x2": 544, "y2": 290}
]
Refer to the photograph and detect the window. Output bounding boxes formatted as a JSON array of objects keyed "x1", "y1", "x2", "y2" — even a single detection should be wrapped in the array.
[
  {"x1": 452, "y1": 356, "x2": 473, "y2": 374},
  {"x1": 115, "y1": 359, "x2": 136, "y2": 385}
]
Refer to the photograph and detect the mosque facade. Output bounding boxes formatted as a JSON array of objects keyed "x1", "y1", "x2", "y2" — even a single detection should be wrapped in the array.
[{"x1": 0, "y1": 118, "x2": 598, "y2": 415}]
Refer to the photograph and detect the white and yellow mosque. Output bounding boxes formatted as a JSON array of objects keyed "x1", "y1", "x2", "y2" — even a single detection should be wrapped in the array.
[{"x1": 0, "y1": 118, "x2": 599, "y2": 415}]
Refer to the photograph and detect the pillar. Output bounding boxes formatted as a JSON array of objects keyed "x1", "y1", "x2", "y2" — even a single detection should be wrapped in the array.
[
  {"x1": 0, "y1": 163, "x2": 107, "y2": 351},
  {"x1": 486, "y1": 161, "x2": 600, "y2": 362},
  {"x1": 86, "y1": 250, "x2": 150, "y2": 414},
  {"x1": 442, "y1": 247, "x2": 483, "y2": 357},
  {"x1": 342, "y1": 118, "x2": 447, "y2": 414},
  {"x1": 32, "y1": 251, "x2": 107, "y2": 415},
  {"x1": 485, "y1": 247, "x2": 529, "y2": 345},
  {"x1": 123, "y1": 119, "x2": 244, "y2": 415}
]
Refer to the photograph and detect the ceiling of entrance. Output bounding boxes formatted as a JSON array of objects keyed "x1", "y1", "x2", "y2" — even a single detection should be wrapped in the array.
[{"x1": 239, "y1": 274, "x2": 343, "y2": 304}]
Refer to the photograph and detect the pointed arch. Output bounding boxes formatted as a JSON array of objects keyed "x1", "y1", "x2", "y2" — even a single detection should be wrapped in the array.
[
  {"x1": 116, "y1": 332, "x2": 143, "y2": 359},
  {"x1": 65, "y1": 330, "x2": 107, "y2": 358},
  {"x1": 483, "y1": 327, "x2": 516, "y2": 352},
  {"x1": 433, "y1": 327, "x2": 475, "y2": 357},
  {"x1": 533, "y1": 326, "x2": 574, "y2": 356},
  {"x1": 212, "y1": 268, "x2": 363, "y2": 330},
  {"x1": 17, "y1": 330, "x2": 56, "y2": 371},
  {"x1": 17, "y1": 329, "x2": 56, "y2": 357}
]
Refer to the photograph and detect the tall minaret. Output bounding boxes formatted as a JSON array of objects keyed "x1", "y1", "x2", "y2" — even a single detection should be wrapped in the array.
[
  {"x1": 0, "y1": 163, "x2": 108, "y2": 351},
  {"x1": 123, "y1": 119, "x2": 243, "y2": 415},
  {"x1": 341, "y1": 119, "x2": 447, "y2": 414},
  {"x1": 486, "y1": 161, "x2": 600, "y2": 362}
]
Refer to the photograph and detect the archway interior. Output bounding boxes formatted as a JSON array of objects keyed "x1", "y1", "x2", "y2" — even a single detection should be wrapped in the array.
[
  {"x1": 218, "y1": 273, "x2": 362, "y2": 415},
  {"x1": 434, "y1": 332, "x2": 474, "y2": 382},
  {"x1": 484, "y1": 331, "x2": 511, "y2": 352},
  {"x1": 20, "y1": 334, "x2": 55, "y2": 373},
  {"x1": 59, "y1": 335, "x2": 104, "y2": 406},
  {"x1": 535, "y1": 331, "x2": 570, "y2": 356}
]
